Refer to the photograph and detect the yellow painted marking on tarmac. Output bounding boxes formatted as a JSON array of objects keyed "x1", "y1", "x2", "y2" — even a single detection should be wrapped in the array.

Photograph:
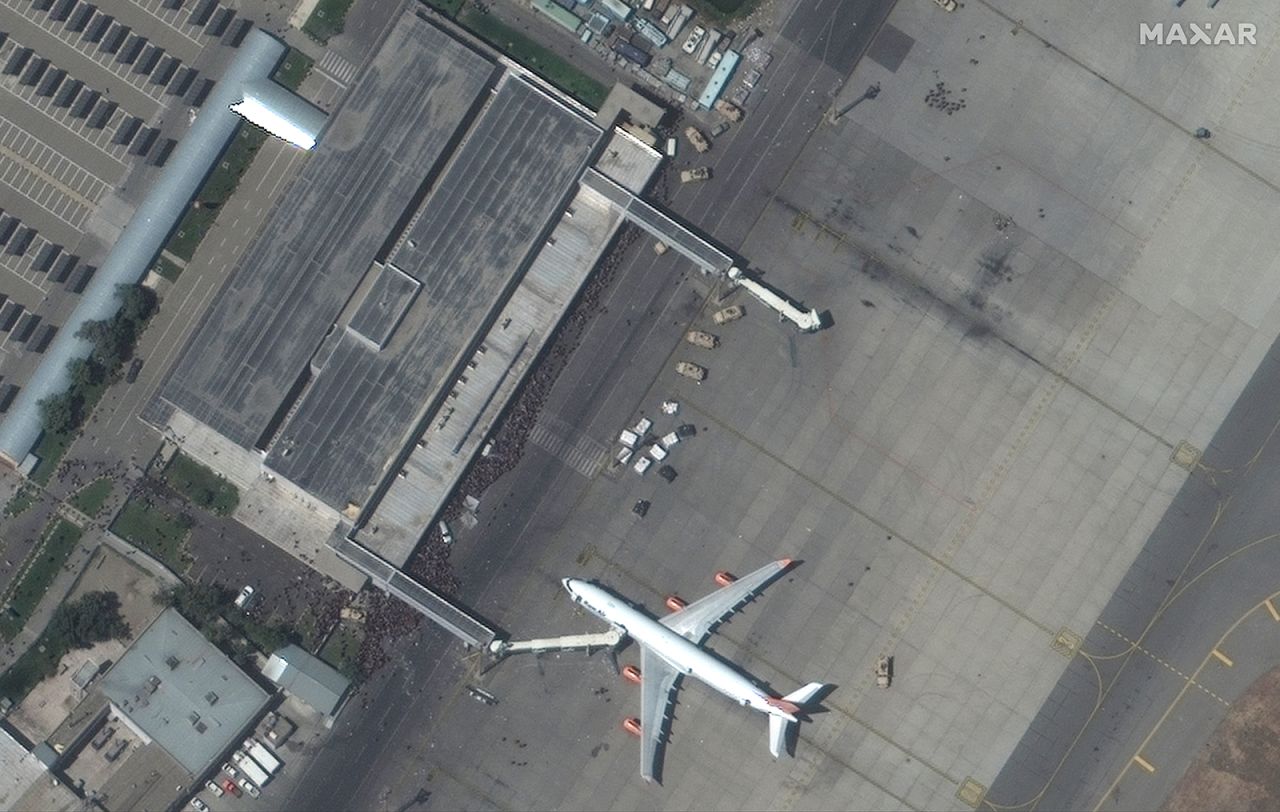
[
  {"x1": 1265, "y1": 598, "x2": 1279, "y2": 621},
  {"x1": 1211, "y1": 649, "x2": 1234, "y2": 667},
  {"x1": 1133, "y1": 754, "x2": 1155, "y2": 773},
  {"x1": 1096, "y1": 622, "x2": 1229, "y2": 706}
]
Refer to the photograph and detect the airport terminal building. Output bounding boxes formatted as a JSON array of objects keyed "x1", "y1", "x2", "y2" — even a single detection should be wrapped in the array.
[{"x1": 142, "y1": 8, "x2": 661, "y2": 599}]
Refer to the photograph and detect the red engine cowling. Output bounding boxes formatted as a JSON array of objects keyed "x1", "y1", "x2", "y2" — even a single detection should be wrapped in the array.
[
  {"x1": 665, "y1": 595, "x2": 687, "y2": 612},
  {"x1": 714, "y1": 570, "x2": 737, "y2": 587},
  {"x1": 622, "y1": 717, "x2": 643, "y2": 736},
  {"x1": 622, "y1": 664, "x2": 642, "y2": 684}
]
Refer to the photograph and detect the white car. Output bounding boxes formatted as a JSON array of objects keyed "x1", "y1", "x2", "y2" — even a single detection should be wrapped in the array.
[
  {"x1": 191, "y1": 799, "x2": 209, "y2": 812},
  {"x1": 205, "y1": 780, "x2": 224, "y2": 797},
  {"x1": 237, "y1": 777, "x2": 261, "y2": 799},
  {"x1": 234, "y1": 585, "x2": 255, "y2": 609},
  {"x1": 681, "y1": 25, "x2": 706, "y2": 54}
]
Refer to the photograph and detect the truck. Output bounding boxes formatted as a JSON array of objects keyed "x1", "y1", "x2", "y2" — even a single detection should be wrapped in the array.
[
  {"x1": 683, "y1": 126, "x2": 710, "y2": 153},
  {"x1": 680, "y1": 167, "x2": 710, "y2": 183},
  {"x1": 714, "y1": 99, "x2": 743, "y2": 121},
  {"x1": 684, "y1": 329, "x2": 719, "y2": 349},
  {"x1": 244, "y1": 739, "x2": 281, "y2": 775},
  {"x1": 232, "y1": 750, "x2": 271, "y2": 787}
]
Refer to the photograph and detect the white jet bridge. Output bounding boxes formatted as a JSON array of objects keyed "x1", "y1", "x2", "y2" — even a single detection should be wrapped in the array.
[
  {"x1": 488, "y1": 628, "x2": 624, "y2": 657},
  {"x1": 727, "y1": 267, "x2": 823, "y2": 332}
]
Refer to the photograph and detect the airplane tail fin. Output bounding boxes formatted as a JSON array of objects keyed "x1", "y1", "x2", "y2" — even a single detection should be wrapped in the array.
[{"x1": 768, "y1": 682, "x2": 825, "y2": 758}]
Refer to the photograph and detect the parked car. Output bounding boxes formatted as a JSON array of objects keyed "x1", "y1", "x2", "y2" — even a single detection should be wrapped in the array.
[
  {"x1": 633, "y1": 457, "x2": 652, "y2": 475},
  {"x1": 205, "y1": 780, "x2": 224, "y2": 797},
  {"x1": 676, "y1": 423, "x2": 697, "y2": 439},
  {"x1": 221, "y1": 778, "x2": 241, "y2": 797},
  {"x1": 234, "y1": 585, "x2": 255, "y2": 609},
  {"x1": 658, "y1": 465, "x2": 677, "y2": 483},
  {"x1": 710, "y1": 120, "x2": 729, "y2": 137},
  {"x1": 190, "y1": 799, "x2": 209, "y2": 812},
  {"x1": 237, "y1": 777, "x2": 261, "y2": 799},
  {"x1": 681, "y1": 25, "x2": 706, "y2": 54},
  {"x1": 221, "y1": 763, "x2": 238, "y2": 780},
  {"x1": 632, "y1": 499, "x2": 650, "y2": 518},
  {"x1": 126, "y1": 357, "x2": 144, "y2": 383}
]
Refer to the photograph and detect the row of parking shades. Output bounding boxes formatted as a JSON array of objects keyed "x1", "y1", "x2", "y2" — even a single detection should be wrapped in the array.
[{"x1": 1, "y1": 0, "x2": 257, "y2": 164}]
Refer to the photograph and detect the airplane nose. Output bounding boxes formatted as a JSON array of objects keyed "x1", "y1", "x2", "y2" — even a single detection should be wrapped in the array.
[{"x1": 562, "y1": 577, "x2": 575, "y2": 593}]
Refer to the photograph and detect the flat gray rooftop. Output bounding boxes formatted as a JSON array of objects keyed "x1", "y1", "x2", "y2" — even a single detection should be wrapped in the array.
[
  {"x1": 263, "y1": 75, "x2": 601, "y2": 512},
  {"x1": 98, "y1": 608, "x2": 268, "y2": 776},
  {"x1": 146, "y1": 12, "x2": 498, "y2": 447}
]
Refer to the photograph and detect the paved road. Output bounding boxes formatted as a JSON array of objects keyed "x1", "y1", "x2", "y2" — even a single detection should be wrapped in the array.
[
  {"x1": 985, "y1": 334, "x2": 1280, "y2": 811},
  {"x1": 277, "y1": 0, "x2": 902, "y2": 808}
]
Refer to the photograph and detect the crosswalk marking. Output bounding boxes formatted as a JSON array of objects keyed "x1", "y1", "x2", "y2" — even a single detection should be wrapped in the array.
[
  {"x1": 528, "y1": 418, "x2": 607, "y2": 479},
  {"x1": 318, "y1": 51, "x2": 357, "y2": 85}
]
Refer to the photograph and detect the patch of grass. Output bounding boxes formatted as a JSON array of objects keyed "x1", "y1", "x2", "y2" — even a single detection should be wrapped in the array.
[
  {"x1": 0, "y1": 636, "x2": 65, "y2": 703},
  {"x1": 165, "y1": 125, "x2": 269, "y2": 261},
  {"x1": 461, "y1": 10, "x2": 609, "y2": 109},
  {"x1": 320, "y1": 620, "x2": 364, "y2": 678},
  {"x1": 0, "y1": 519, "x2": 83, "y2": 640},
  {"x1": 151, "y1": 255, "x2": 183, "y2": 282},
  {"x1": 3, "y1": 484, "x2": 40, "y2": 518},
  {"x1": 162, "y1": 452, "x2": 239, "y2": 516},
  {"x1": 423, "y1": 0, "x2": 463, "y2": 17},
  {"x1": 70, "y1": 479, "x2": 113, "y2": 518},
  {"x1": 273, "y1": 48, "x2": 314, "y2": 91},
  {"x1": 303, "y1": 0, "x2": 355, "y2": 43},
  {"x1": 110, "y1": 499, "x2": 192, "y2": 573}
]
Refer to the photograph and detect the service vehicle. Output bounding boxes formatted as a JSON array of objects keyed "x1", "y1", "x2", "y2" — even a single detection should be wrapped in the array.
[
  {"x1": 684, "y1": 126, "x2": 710, "y2": 153},
  {"x1": 633, "y1": 456, "x2": 652, "y2": 475},
  {"x1": 660, "y1": 431, "x2": 681, "y2": 449},
  {"x1": 685, "y1": 329, "x2": 719, "y2": 349},
  {"x1": 658, "y1": 465, "x2": 677, "y2": 482},
  {"x1": 710, "y1": 120, "x2": 729, "y2": 137},
  {"x1": 233, "y1": 750, "x2": 271, "y2": 787},
  {"x1": 619, "y1": 428, "x2": 640, "y2": 448},
  {"x1": 245, "y1": 739, "x2": 281, "y2": 775},
  {"x1": 438, "y1": 520, "x2": 454, "y2": 546},
  {"x1": 649, "y1": 444, "x2": 668, "y2": 462},
  {"x1": 675, "y1": 361, "x2": 707, "y2": 382},
  {"x1": 712, "y1": 304, "x2": 744, "y2": 325},
  {"x1": 680, "y1": 167, "x2": 711, "y2": 183}
]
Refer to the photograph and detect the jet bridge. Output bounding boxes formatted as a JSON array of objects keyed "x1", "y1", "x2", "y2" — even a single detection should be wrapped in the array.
[
  {"x1": 728, "y1": 267, "x2": 823, "y2": 332},
  {"x1": 489, "y1": 628, "x2": 624, "y2": 657}
]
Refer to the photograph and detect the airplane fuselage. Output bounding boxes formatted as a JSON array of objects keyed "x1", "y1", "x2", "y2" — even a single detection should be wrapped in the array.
[{"x1": 563, "y1": 578, "x2": 793, "y2": 720}]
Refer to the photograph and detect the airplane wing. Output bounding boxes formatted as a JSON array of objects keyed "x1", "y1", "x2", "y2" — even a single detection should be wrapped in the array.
[
  {"x1": 638, "y1": 644, "x2": 682, "y2": 783},
  {"x1": 659, "y1": 559, "x2": 792, "y2": 645}
]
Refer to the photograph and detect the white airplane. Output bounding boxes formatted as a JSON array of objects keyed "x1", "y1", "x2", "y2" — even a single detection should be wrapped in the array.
[{"x1": 562, "y1": 558, "x2": 824, "y2": 783}]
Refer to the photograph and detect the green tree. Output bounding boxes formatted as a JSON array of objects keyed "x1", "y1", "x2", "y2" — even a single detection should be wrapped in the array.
[
  {"x1": 48, "y1": 591, "x2": 129, "y2": 648},
  {"x1": 160, "y1": 582, "x2": 230, "y2": 631},
  {"x1": 67, "y1": 358, "x2": 103, "y2": 390},
  {"x1": 39, "y1": 392, "x2": 80, "y2": 435},
  {"x1": 117, "y1": 284, "x2": 157, "y2": 326}
]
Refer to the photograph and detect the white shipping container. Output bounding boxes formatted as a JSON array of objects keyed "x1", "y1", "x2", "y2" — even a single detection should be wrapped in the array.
[{"x1": 245, "y1": 739, "x2": 281, "y2": 774}]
